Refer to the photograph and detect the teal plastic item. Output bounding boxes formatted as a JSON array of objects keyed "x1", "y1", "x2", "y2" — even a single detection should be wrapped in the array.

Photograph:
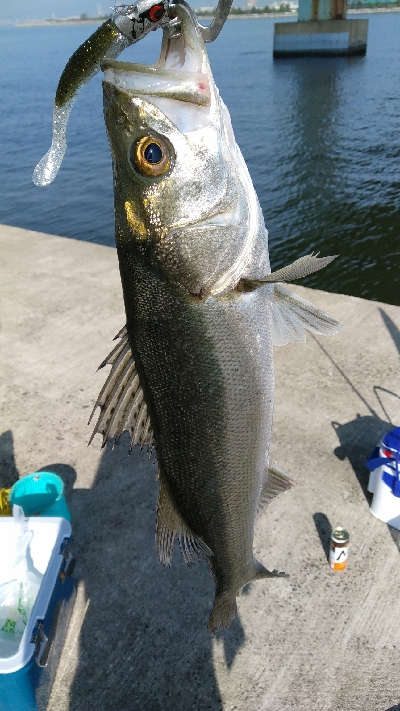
[
  {"x1": 0, "y1": 660, "x2": 37, "y2": 711},
  {"x1": 9, "y1": 472, "x2": 71, "y2": 522}
]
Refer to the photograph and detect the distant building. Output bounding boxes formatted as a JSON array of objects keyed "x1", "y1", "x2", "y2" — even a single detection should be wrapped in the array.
[{"x1": 267, "y1": 0, "x2": 298, "y2": 8}]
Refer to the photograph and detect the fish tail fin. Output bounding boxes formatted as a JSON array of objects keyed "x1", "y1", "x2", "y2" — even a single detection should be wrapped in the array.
[
  {"x1": 254, "y1": 559, "x2": 289, "y2": 580},
  {"x1": 207, "y1": 561, "x2": 288, "y2": 633},
  {"x1": 208, "y1": 591, "x2": 238, "y2": 633}
]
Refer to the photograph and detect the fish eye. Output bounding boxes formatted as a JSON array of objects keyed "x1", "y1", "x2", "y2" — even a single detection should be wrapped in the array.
[
  {"x1": 132, "y1": 136, "x2": 171, "y2": 177},
  {"x1": 144, "y1": 143, "x2": 162, "y2": 163}
]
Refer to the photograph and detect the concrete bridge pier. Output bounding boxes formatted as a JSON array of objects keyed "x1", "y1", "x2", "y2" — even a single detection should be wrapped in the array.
[{"x1": 273, "y1": 0, "x2": 368, "y2": 57}]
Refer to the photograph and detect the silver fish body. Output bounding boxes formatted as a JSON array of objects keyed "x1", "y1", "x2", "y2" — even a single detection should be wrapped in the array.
[
  {"x1": 119, "y1": 254, "x2": 277, "y2": 628},
  {"x1": 89, "y1": 2, "x2": 341, "y2": 631}
]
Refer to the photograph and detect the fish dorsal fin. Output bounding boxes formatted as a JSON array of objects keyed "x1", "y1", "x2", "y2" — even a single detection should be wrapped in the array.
[
  {"x1": 257, "y1": 462, "x2": 297, "y2": 516},
  {"x1": 88, "y1": 327, "x2": 154, "y2": 452},
  {"x1": 271, "y1": 285, "x2": 342, "y2": 346},
  {"x1": 156, "y1": 470, "x2": 213, "y2": 566}
]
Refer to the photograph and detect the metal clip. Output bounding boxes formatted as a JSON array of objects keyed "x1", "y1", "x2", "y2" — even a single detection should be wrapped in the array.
[
  {"x1": 31, "y1": 621, "x2": 49, "y2": 667},
  {"x1": 31, "y1": 597, "x2": 66, "y2": 668},
  {"x1": 59, "y1": 537, "x2": 76, "y2": 578},
  {"x1": 114, "y1": 0, "x2": 174, "y2": 41},
  {"x1": 115, "y1": 0, "x2": 232, "y2": 44}
]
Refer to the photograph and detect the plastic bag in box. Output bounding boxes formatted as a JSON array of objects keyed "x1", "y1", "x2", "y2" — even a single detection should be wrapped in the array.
[{"x1": 0, "y1": 506, "x2": 43, "y2": 658}]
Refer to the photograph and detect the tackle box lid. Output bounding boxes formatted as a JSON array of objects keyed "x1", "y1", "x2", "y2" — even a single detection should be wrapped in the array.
[{"x1": 0, "y1": 517, "x2": 71, "y2": 675}]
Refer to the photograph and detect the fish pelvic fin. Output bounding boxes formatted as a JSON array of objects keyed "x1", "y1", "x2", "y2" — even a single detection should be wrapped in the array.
[
  {"x1": 156, "y1": 471, "x2": 213, "y2": 567},
  {"x1": 240, "y1": 253, "x2": 338, "y2": 288},
  {"x1": 207, "y1": 560, "x2": 288, "y2": 633},
  {"x1": 88, "y1": 326, "x2": 154, "y2": 453},
  {"x1": 257, "y1": 462, "x2": 297, "y2": 517},
  {"x1": 271, "y1": 284, "x2": 342, "y2": 346}
]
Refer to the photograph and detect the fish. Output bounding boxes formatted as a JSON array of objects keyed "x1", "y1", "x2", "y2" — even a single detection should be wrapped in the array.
[{"x1": 43, "y1": 2, "x2": 342, "y2": 632}]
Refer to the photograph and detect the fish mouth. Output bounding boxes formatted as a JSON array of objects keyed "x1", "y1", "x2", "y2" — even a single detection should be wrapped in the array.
[
  {"x1": 102, "y1": 3, "x2": 212, "y2": 108},
  {"x1": 168, "y1": 197, "x2": 245, "y2": 236}
]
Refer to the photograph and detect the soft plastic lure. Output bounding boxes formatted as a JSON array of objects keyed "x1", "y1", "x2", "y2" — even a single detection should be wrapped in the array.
[{"x1": 32, "y1": 0, "x2": 233, "y2": 187}]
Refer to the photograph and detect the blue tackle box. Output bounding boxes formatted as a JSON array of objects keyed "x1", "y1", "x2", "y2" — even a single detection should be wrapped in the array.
[{"x1": 0, "y1": 517, "x2": 75, "y2": 711}]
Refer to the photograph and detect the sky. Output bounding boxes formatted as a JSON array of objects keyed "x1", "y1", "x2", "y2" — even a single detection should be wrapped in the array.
[{"x1": 0, "y1": 0, "x2": 218, "y2": 22}]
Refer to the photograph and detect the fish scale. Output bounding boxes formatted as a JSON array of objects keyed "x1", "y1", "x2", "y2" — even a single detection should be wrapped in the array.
[{"x1": 120, "y1": 249, "x2": 277, "y2": 623}]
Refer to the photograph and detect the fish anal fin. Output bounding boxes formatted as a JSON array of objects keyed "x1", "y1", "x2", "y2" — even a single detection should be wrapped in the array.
[
  {"x1": 271, "y1": 284, "x2": 342, "y2": 346},
  {"x1": 156, "y1": 471, "x2": 212, "y2": 567},
  {"x1": 257, "y1": 462, "x2": 297, "y2": 516}
]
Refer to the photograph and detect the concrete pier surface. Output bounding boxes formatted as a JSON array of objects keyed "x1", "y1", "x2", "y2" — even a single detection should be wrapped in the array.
[{"x1": 1, "y1": 223, "x2": 400, "y2": 711}]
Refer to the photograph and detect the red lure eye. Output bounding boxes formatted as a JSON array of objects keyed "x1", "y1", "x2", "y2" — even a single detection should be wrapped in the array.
[{"x1": 149, "y1": 4, "x2": 165, "y2": 21}]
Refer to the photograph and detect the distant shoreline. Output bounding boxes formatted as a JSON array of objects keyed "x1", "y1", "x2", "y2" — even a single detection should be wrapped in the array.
[{"x1": 14, "y1": 6, "x2": 400, "y2": 27}]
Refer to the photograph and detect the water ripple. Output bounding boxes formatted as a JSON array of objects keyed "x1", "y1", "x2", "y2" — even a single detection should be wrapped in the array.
[{"x1": 0, "y1": 15, "x2": 399, "y2": 303}]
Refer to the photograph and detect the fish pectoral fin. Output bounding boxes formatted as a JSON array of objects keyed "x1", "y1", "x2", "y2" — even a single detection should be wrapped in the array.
[
  {"x1": 88, "y1": 326, "x2": 154, "y2": 452},
  {"x1": 239, "y1": 253, "x2": 338, "y2": 289},
  {"x1": 156, "y1": 471, "x2": 213, "y2": 567},
  {"x1": 237, "y1": 253, "x2": 342, "y2": 344},
  {"x1": 257, "y1": 462, "x2": 297, "y2": 516},
  {"x1": 271, "y1": 284, "x2": 342, "y2": 346}
]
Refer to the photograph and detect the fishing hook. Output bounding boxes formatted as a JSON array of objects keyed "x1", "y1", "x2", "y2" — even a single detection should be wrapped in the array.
[{"x1": 197, "y1": 0, "x2": 233, "y2": 43}]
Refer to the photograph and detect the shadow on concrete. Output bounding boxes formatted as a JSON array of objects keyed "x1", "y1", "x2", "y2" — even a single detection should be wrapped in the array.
[
  {"x1": 372, "y1": 386, "x2": 400, "y2": 427},
  {"x1": 215, "y1": 608, "x2": 246, "y2": 670},
  {"x1": 313, "y1": 512, "x2": 332, "y2": 562},
  {"x1": 384, "y1": 706, "x2": 400, "y2": 711},
  {"x1": 332, "y1": 415, "x2": 400, "y2": 553},
  {"x1": 379, "y1": 308, "x2": 400, "y2": 357},
  {"x1": 65, "y1": 435, "x2": 242, "y2": 711},
  {"x1": 332, "y1": 414, "x2": 392, "y2": 503},
  {"x1": 0, "y1": 430, "x2": 20, "y2": 488},
  {"x1": 0, "y1": 429, "x2": 244, "y2": 707}
]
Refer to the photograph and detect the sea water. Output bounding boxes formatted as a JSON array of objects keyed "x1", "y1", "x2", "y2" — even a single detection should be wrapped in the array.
[{"x1": 0, "y1": 13, "x2": 399, "y2": 304}]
